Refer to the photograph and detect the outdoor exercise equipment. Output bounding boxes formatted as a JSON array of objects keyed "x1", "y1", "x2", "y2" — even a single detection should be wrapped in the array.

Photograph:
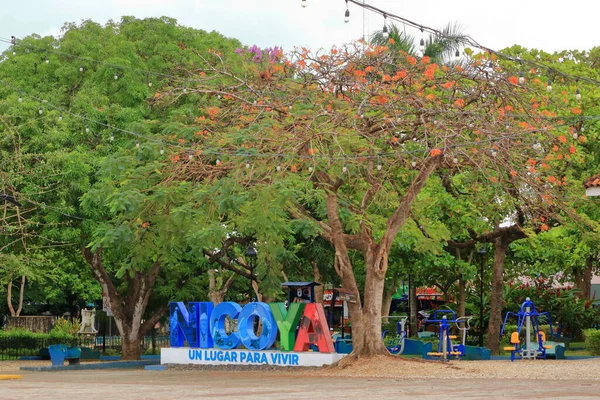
[
  {"x1": 381, "y1": 316, "x2": 408, "y2": 354},
  {"x1": 500, "y1": 297, "x2": 554, "y2": 362},
  {"x1": 424, "y1": 310, "x2": 472, "y2": 361}
]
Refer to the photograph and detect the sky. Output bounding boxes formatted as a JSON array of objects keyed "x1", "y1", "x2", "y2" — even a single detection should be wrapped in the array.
[{"x1": 0, "y1": 0, "x2": 598, "y2": 55}]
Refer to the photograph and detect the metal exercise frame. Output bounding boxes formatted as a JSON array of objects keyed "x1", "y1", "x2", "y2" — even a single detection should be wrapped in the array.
[
  {"x1": 382, "y1": 316, "x2": 408, "y2": 355},
  {"x1": 501, "y1": 297, "x2": 554, "y2": 362},
  {"x1": 424, "y1": 310, "x2": 473, "y2": 361}
]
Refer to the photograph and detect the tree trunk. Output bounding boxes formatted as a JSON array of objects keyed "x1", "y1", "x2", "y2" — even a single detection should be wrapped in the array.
[
  {"x1": 458, "y1": 274, "x2": 466, "y2": 319},
  {"x1": 351, "y1": 263, "x2": 388, "y2": 356},
  {"x1": 208, "y1": 270, "x2": 236, "y2": 304},
  {"x1": 311, "y1": 260, "x2": 323, "y2": 303},
  {"x1": 16, "y1": 275, "x2": 25, "y2": 316},
  {"x1": 381, "y1": 288, "x2": 394, "y2": 318},
  {"x1": 487, "y1": 236, "x2": 508, "y2": 355},
  {"x1": 381, "y1": 273, "x2": 399, "y2": 318},
  {"x1": 121, "y1": 330, "x2": 142, "y2": 360},
  {"x1": 5, "y1": 275, "x2": 25, "y2": 317},
  {"x1": 312, "y1": 156, "x2": 440, "y2": 358},
  {"x1": 7, "y1": 280, "x2": 15, "y2": 317},
  {"x1": 574, "y1": 256, "x2": 594, "y2": 299},
  {"x1": 81, "y1": 248, "x2": 168, "y2": 360},
  {"x1": 409, "y1": 284, "x2": 418, "y2": 337}
]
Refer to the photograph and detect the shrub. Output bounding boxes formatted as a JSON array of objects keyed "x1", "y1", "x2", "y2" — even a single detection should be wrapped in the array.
[
  {"x1": 0, "y1": 326, "x2": 75, "y2": 341},
  {"x1": 50, "y1": 318, "x2": 80, "y2": 336},
  {"x1": 584, "y1": 329, "x2": 600, "y2": 355}
]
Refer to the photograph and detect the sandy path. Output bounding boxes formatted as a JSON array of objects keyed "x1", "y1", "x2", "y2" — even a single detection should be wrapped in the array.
[{"x1": 2, "y1": 358, "x2": 600, "y2": 399}]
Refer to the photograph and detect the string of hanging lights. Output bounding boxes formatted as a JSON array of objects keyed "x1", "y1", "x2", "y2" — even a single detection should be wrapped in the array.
[
  {"x1": 0, "y1": 74, "x2": 588, "y2": 174},
  {"x1": 0, "y1": 20, "x2": 594, "y2": 173},
  {"x1": 309, "y1": 0, "x2": 600, "y2": 92}
]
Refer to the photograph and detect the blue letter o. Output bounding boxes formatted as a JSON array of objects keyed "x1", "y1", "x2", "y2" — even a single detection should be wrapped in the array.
[{"x1": 238, "y1": 302, "x2": 277, "y2": 350}]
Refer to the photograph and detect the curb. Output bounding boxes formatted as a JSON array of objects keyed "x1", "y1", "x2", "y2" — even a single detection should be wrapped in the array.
[
  {"x1": 20, "y1": 360, "x2": 159, "y2": 372},
  {"x1": 0, "y1": 375, "x2": 23, "y2": 380},
  {"x1": 145, "y1": 365, "x2": 166, "y2": 371}
]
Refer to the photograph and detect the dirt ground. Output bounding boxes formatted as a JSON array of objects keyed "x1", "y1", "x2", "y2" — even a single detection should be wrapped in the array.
[{"x1": 2, "y1": 358, "x2": 600, "y2": 399}]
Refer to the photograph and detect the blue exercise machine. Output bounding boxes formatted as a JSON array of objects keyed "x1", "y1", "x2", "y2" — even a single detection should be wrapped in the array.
[
  {"x1": 424, "y1": 310, "x2": 472, "y2": 361},
  {"x1": 501, "y1": 297, "x2": 554, "y2": 362},
  {"x1": 382, "y1": 316, "x2": 408, "y2": 354}
]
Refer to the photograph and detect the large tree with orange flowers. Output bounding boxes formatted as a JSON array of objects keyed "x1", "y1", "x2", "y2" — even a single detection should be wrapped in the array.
[{"x1": 158, "y1": 42, "x2": 581, "y2": 356}]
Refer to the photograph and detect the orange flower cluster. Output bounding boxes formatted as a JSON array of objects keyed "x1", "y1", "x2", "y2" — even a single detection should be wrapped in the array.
[{"x1": 423, "y1": 64, "x2": 438, "y2": 79}]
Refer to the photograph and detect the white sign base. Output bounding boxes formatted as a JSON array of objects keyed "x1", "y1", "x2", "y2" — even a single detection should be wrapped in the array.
[{"x1": 161, "y1": 347, "x2": 346, "y2": 367}]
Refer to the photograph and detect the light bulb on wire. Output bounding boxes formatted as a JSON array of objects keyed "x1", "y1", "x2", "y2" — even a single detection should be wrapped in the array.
[
  {"x1": 114, "y1": 72, "x2": 119, "y2": 80},
  {"x1": 342, "y1": 164, "x2": 348, "y2": 173},
  {"x1": 382, "y1": 15, "x2": 388, "y2": 39},
  {"x1": 546, "y1": 79, "x2": 552, "y2": 92},
  {"x1": 245, "y1": 161, "x2": 250, "y2": 169},
  {"x1": 58, "y1": 113, "x2": 63, "y2": 121},
  {"x1": 160, "y1": 146, "x2": 164, "y2": 154},
  {"x1": 110, "y1": 132, "x2": 115, "y2": 142},
  {"x1": 276, "y1": 164, "x2": 282, "y2": 172},
  {"x1": 79, "y1": 65, "x2": 84, "y2": 72},
  {"x1": 344, "y1": 9, "x2": 350, "y2": 23},
  {"x1": 419, "y1": 28, "x2": 425, "y2": 55},
  {"x1": 301, "y1": 0, "x2": 307, "y2": 8},
  {"x1": 148, "y1": 81, "x2": 153, "y2": 88},
  {"x1": 518, "y1": 72, "x2": 525, "y2": 85},
  {"x1": 455, "y1": 49, "x2": 460, "y2": 60},
  {"x1": 85, "y1": 126, "x2": 90, "y2": 133},
  {"x1": 411, "y1": 159, "x2": 417, "y2": 168},
  {"x1": 135, "y1": 140, "x2": 140, "y2": 148},
  {"x1": 45, "y1": 57, "x2": 49, "y2": 64},
  {"x1": 575, "y1": 88, "x2": 581, "y2": 101}
]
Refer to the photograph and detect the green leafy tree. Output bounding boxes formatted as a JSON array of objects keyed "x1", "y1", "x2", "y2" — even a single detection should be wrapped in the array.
[{"x1": 156, "y1": 39, "x2": 573, "y2": 357}]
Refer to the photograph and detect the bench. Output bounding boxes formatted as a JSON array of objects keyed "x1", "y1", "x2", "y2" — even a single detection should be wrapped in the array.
[
  {"x1": 48, "y1": 344, "x2": 81, "y2": 367},
  {"x1": 544, "y1": 341, "x2": 565, "y2": 359},
  {"x1": 403, "y1": 339, "x2": 433, "y2": 358},
  {"x1": 334, "y1": 338, "x2": 353, "y2": 354}
]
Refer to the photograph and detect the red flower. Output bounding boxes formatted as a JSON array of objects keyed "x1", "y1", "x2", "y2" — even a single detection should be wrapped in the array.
[{"x1": 509, "y1": 76, "x2": 519, "y2": 85}]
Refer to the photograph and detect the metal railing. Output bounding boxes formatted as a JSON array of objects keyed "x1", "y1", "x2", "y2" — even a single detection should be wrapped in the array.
[{"x1": 0, "y1": 335, "x2": 170, "y2": 360}]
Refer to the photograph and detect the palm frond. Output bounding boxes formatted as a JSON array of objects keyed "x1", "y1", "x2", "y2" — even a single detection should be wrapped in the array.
[{"x1": 370, "y1": 23, "x2": 416, "y2": 55}]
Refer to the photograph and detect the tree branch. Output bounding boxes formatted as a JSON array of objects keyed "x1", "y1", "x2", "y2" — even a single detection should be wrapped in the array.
[{"x1": 381, "y1": 155, "x2": 442, "y2": 250}]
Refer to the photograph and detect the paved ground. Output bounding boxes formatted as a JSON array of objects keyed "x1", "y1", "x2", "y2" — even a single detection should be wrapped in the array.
[{"x1": 2, "y1": 367, "x2": 600, "y2": 399}]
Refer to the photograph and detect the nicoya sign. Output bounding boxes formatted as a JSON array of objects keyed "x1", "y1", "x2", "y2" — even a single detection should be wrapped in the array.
[{"x1": 168, "y1": 301, "x2": 335, "y2": 353}]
